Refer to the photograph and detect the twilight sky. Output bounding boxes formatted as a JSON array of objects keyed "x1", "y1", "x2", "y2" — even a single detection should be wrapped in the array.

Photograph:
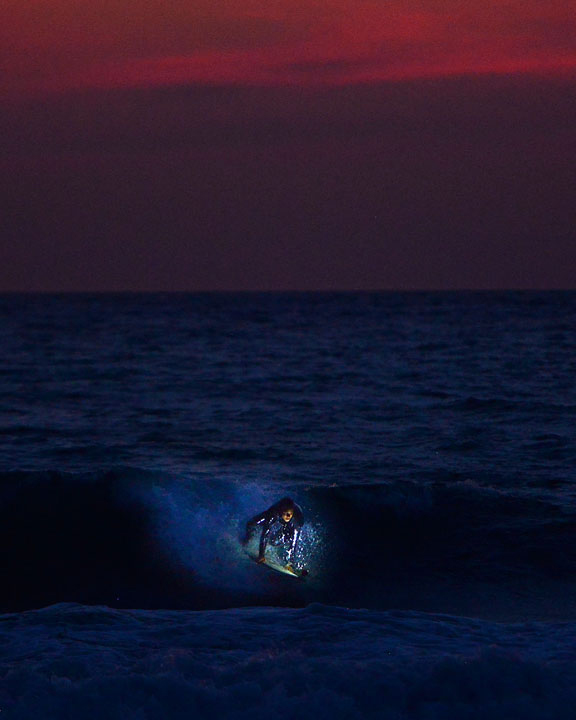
[{"x1": 1, "y1": 0, "x2": 576, "y2": 290}]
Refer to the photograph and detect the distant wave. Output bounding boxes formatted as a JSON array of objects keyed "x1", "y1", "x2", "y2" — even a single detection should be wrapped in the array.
[{"x1": 3, "y1": 468, "x2": 576, "y2": 619}]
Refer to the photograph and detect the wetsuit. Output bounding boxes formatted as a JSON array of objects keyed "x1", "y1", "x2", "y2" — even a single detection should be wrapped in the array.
[{"x1": 244, "y1": 498, "x2": 304, "y2": 565}]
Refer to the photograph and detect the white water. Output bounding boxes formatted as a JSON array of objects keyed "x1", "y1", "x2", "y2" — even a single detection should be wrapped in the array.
[{"x1": 3, "y1": 602, "x2": 576, "y2": 719}]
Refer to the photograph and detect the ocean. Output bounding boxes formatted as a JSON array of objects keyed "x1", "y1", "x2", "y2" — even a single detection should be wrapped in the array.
[{"x1": 2, "y1": 291, "x2": 576, "y2": 718}]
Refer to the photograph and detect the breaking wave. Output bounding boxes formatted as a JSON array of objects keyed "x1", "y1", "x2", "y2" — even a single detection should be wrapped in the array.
[{"x1": 3, "y1": 467, "x2": 576, "y2": 620}]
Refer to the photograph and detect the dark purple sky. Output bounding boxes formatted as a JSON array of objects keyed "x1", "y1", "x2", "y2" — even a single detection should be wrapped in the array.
[{"x1": 2, "y1": 0, "x2": 576, "y2": 290}]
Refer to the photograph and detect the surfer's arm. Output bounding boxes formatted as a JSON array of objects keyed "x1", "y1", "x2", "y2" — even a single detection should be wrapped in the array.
[
  {"x1": 258, "y1": 516, "x2": 274, "y2": 560},
  {"x1": 244, "y1": 512, "x2": 268, "y2": 544},
  {"x1": 286, "y1": 525, "x2": 301, "y2": 564}
]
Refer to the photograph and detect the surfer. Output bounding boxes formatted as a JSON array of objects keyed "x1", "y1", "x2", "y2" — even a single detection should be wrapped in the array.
[{"x1": 243, "y1": 497, "x2": 304, "y2": 571}]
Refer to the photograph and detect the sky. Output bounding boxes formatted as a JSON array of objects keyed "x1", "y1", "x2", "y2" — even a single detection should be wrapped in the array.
[{"x1": 1, "y1": 0, "x2": 576, "y2": 290}]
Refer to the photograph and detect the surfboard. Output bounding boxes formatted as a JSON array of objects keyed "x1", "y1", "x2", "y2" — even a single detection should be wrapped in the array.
[
  {"x1": 244, "y1": 548, "x2": 307, "y2": 578},
  {"x1": 258, "y1": 557, "x2": 302, "y2": 577}
]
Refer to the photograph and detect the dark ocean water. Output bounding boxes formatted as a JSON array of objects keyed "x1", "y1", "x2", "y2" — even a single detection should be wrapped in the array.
[{"x1": 3, "y1": 292, "x2": 576, "y2": 718}]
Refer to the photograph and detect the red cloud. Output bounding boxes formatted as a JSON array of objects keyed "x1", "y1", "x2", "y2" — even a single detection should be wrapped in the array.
[{"x1": 2, "y1": 0, "x2": 576, "y2": 98}]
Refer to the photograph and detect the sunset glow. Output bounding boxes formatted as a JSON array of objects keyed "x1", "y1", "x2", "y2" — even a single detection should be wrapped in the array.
[
  {"x1": 3, "y1": 0, "x2": 576, "y2": 98},
  {"x1": 2, "y1": 0, "x2": 575, "y2": 292}
]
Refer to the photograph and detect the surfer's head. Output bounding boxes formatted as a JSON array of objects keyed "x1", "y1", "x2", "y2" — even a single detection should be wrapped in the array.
[
  {"x1": 281, "y1": 508, "x2": 294, "y2": 523},
  {"x1": 277, "y1": 497, "x2": 296, "y2": 523}
]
